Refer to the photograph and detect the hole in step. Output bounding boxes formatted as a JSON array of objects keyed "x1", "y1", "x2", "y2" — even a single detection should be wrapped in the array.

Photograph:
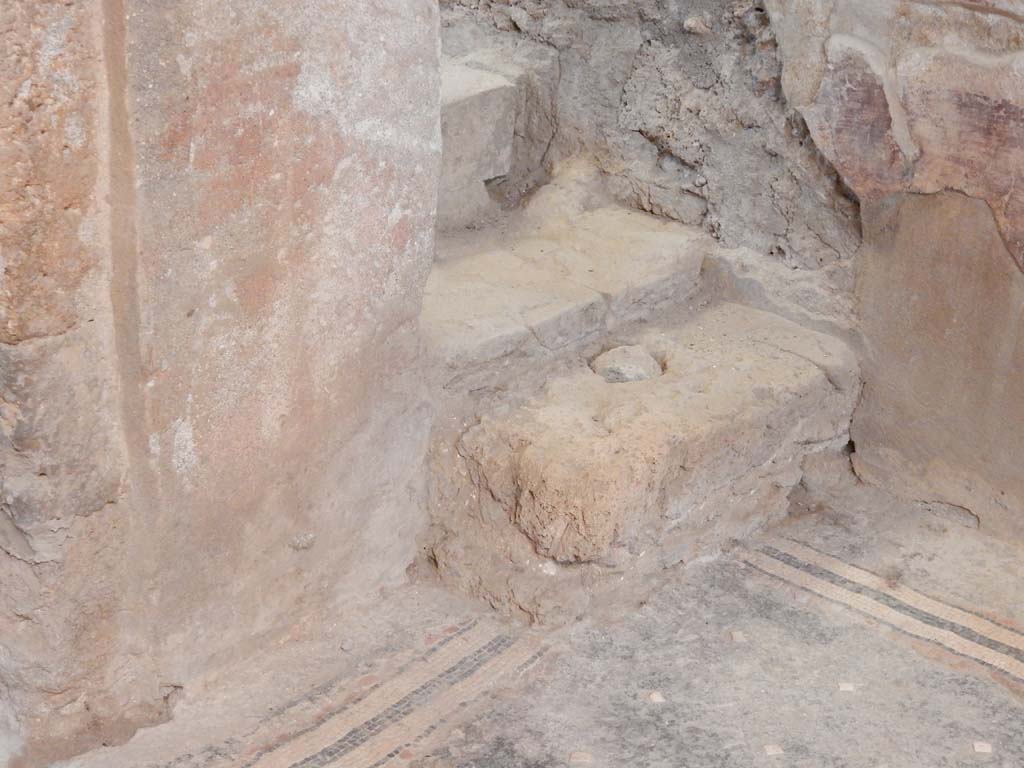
[{"x1": 590, "y1": 345, "x2": 664, "y2": 383}]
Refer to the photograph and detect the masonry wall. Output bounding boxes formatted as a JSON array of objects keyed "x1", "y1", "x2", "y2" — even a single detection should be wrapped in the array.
[
  {"x1": 0, "y1": 1, "x2": 441, "y2": 763},
  {"x1": 1, "y1": 3, "x2": 136, "y2": 760},
  {"x1": 768, "y1": 0, "x2": 1024, "y2": 537},
  {"x1": 857, "y1": 193, "x2": 1024, "y2": 539}
]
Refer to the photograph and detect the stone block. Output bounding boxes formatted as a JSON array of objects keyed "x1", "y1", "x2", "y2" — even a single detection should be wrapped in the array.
[
  {"x1": 439, "y1": 61, "x2": 517, "y2": 229},
  {"x1": 460, "y1": 304, "x2": 859, "y2": 564},
  {"x1": 423, "y1": 205, "x2": 707, "y2": 383}
]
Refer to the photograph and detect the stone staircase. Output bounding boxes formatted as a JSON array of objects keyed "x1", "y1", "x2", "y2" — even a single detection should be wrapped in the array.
[
  {"x1": 425, "y1": 204, "x2": 710, "y2": 386},
  {"x1": 420, "y1": 44, "x2": 860, "y2": 623}
]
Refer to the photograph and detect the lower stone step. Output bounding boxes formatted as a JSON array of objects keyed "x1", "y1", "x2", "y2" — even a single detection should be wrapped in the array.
[
  {"x1": 423, "y1": 207, "x2": 709, "y2": 388},
  {"x1": 426, "y1": 303, "x2": 859, "y2": 622}
]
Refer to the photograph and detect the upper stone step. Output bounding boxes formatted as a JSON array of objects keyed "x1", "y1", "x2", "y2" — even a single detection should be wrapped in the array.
[
  {"x1": 437, "y1": 30, "x2": 559, "y2": 231},
  {"x1": 423, "y1": 206, "x2": 711, "y2": 386},
  {"x1": 439, "y1": 61, "x2": 518, "y2": 231}
]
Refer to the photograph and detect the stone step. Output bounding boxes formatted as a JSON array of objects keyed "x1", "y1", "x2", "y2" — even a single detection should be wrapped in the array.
[
  {"x1": 439, "y1": 60, "x2": 518, "y2": 230},
  {"x1": 422, "y1": 206, "x2": 711, "y2": 387},
  {"x1": 439, "y1": 29, "x2": 559, "y2": 229},
  {"x1": 427, "y1": 302, "x2": 859, "y2": 622}
]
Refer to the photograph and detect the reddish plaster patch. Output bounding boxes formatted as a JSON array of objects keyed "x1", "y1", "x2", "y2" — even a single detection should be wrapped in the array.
[
  {"x1": 157, "y1": 24, "x2": 345, "y2": 315},
  {"x1": 806, "y1": 47, "x2": 909, "y2": 199}
]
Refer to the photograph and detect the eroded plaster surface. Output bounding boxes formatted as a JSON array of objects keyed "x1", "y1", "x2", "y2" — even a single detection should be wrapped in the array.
[{"x1": 1, "y1": 1, "x2": 442, "y2": 762}]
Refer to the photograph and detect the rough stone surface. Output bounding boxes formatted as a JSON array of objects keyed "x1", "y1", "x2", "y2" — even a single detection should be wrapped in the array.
[
  {"x1": 701, "y1": 242, "x2": 857, "y2": 341},
  {"x1": 590, "y1": 346, "x2": 662, "y2": 383},
  {"x1": 1, "y1": 2, "x2": 136, "y2": 761},
  {"x1": 428, "y1": 303, "x2": 859, "y2": 620},
  {"x1": 1, "y1": 1, "x2": 442, "y2": 764},
  {"x1": 441, "y1": 1, "x2": 861, "y2": 277},
  {"x1": 768, "y1": 0, "x2": 1024, "y2": 268},
  {"x1": 8, "y1": 1, "x2": 1023, "y2": 763}
]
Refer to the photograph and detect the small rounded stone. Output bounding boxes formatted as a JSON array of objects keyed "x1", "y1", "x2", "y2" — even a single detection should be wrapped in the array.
[
  {"x1": 683, "y1": 16, "x2": 712, "y2": 35},
  {"x1": 591, "y1": 345, "x2": 662, "y2": 383}
]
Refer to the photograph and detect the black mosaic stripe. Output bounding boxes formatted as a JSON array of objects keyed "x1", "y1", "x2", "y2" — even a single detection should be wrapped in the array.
[
  {"x1": 290, "y1": 634, "x2": 516, "y2": 768},
  {"x1": 781, "y1": 537, "x2": 1024, "y2": 640},
  {"x1": 362, "y1": 707, "x2": 454, "y2": 768},
  {"x1": 360, "y1": 645, "x2": 549, "y2": 768},
  {"x1": 743, "y1": 555, "x2": 1024, "y2": 683},
  {"x1": 236, "y1": 620, "x2": 482, "y2": 768},
  {"x1": 515, "y1": 647, "x2": 547, "y2": 675},
  {"x1": 758, "y1": 546, "x2": 1024, "y2": 668}
]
